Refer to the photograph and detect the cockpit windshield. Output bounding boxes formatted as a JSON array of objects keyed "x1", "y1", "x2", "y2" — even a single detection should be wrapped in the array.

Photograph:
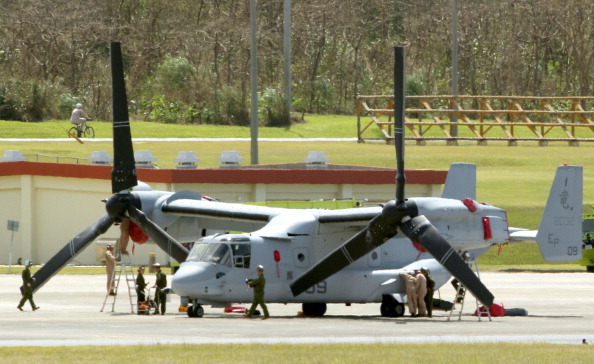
[
  {"x1": 185, "y1": 236, "x2": 251, "y2": 268},
  {"x1": 186, "y1": 242, "x2": 209, "y2": 262}
]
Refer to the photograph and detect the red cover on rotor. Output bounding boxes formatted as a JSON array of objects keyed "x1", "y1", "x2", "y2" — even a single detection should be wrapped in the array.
[{"x1": 129, "y1": 221, "x2": 149, "y2": 244}]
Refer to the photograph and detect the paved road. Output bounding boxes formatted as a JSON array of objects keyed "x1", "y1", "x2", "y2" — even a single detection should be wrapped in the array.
[
  {"x1": 0, "y1": 138, "x2": 358, "y2": 143},
  {"x1": 1, "y1": 271, "x2": 592, "y2": 346}
]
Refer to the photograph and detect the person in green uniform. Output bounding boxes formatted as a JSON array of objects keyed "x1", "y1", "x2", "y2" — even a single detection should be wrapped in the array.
[
  {"x1": 17, "y1": 260, "x2": 39, "y2": 311},
  {"x1": 152, "y1": 263, "x2": 167, "y2": 315},
  {"x1": 244, "y1": 265, "x2": 270, "y2": 319},
  {"x1": 421, "y1": 267, "x2": 435, "y2": 318},
  {"x1": 136, "y1": 266, "x2": 146, "y2": 304}
]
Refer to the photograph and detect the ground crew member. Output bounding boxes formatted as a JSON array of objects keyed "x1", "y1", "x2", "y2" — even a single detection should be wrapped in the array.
[
  {"x1": 116, "y1": 219, "x2": 130, "y2": 257},
  {"x1": 415, "y1": 269, "x2": 427, "y2": 317},
  {"x1": 152, "y1": 263, "x2": 167, "y2": 315},
  {"x1": 399, "y1": 271, "x2": 417, "y2": 317},
  {"x1": 244, "y1": 265, "x2": 270, "y2": 319},
  {"x1": 422, "y1": 267, "x2": 435, "y2": 318},
  {"x1": 451, "y1": 250, "x2": 470, "y2": 302},
  {"x1": 136, "y1": 266, "x2": 146, "y2": 304},
  {"x1": 105, "y1": 245, "x2": 118, "y2": 295},
  {"x1": 17, "y1": 260, "x2": 39, "y2": 311}
]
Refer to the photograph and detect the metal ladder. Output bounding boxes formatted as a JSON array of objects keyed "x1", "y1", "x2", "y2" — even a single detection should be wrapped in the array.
[
  {"x1": 100, "y1": 253, "x2": 137, "y2": 313},
  {"x1": 447, "y1": 257, "x2": 492, "y2": 322}
]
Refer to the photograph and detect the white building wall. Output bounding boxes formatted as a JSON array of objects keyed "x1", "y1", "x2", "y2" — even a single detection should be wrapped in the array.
[{"x1": 0, "y1": 174, "x2": 442, "y2": 266}]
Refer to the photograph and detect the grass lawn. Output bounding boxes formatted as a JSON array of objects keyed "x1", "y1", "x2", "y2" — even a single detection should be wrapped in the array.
[{"x1": 0, "y1": 343, "x2": 592, "y2": 363}]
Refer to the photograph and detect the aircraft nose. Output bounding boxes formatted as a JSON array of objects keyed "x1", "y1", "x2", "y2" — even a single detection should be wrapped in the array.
[{"x1": 172, "y1": 262, "x2": 220, "y2": 297}]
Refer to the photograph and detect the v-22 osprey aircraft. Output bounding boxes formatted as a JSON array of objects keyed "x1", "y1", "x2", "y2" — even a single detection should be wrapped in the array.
[
  {"x1": 169, "y1": 161, "x2": 582, "y2": 318},
  {"x1": 32, "y1": 44, "x2": 583, "y2": 320},
  {"x1": 169, "y1": 48, "x2": 583, "y2": 318}
]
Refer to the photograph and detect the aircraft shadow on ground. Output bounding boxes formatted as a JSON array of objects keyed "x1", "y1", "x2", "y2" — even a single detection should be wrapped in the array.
[{"x1": 171, "y1": 313, "x2": 451, "y2": 322}]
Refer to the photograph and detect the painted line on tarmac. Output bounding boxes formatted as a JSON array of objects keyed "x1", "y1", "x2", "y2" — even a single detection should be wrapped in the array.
[{"x1": 0, "y1": 334, "x2": 589, "y2": 347}]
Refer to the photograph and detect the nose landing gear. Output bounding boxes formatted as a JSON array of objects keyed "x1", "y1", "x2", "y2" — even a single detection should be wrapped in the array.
[{"x1": 187, "y1": 303, "x2": 204, "y2": 318}]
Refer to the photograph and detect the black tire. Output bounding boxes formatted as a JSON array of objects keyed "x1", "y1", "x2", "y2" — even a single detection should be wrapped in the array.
[
  {"x1": 302, "y1": 302, "x2": 327, "y2": 316},
  {"x1": 187, "y1": 304, "x2": 204, "y2": 318},
  {"x1": 587, "y1": 266, "x2": 594, "y2": 273},
  {"x1": 393, "y1": 302, "x2": 405, "y2": 317},
  {"x1": 381, "y1": 299, "x2": 405, "y2": 317},
  {"x1": 84, "y1": 126, "x2": 95, "y2": 138}
]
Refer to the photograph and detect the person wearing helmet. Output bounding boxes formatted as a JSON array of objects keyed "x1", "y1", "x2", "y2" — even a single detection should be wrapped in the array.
[
  {"x1": 151, "y1": 263, "x2": 167, "y2": 315},
  {"x1": 70, "y1": 103, "x2": 91, "y2": 137},
  {"x1": 17, "y1": 260, "x2": 39, "y2": 311},
  {"x1": 244, "y1": 265, "x2": 270, "y2": 319}
]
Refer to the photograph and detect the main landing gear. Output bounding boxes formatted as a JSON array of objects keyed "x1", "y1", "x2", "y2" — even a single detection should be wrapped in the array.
[
  {"x1": 301, "y1": 302, "x2": 327, "y2": 316},
  {"x1": 380, "y1": 295, "x2": 405, "y2": 317}
]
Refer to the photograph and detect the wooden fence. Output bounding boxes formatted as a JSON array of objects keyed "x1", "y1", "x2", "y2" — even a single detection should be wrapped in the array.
[{"x1": 356, "y1": 95, "x2": 594, "y2": 146}]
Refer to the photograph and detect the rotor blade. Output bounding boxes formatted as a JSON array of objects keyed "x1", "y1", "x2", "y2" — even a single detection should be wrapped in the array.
[
  {"x1": 394, "y1": 46, "x2": 406, "y2": 204},
  {"x1": 400, "y1": 215, "x2": 494, "y2": 308},
  {"x1": 32, "y1": 214, "x2": 113, "y2": 293},
  {"x1": 290, "y1": 207, "x2": 400, "y2": 297},
  {"x1": 126, "y1": 205, "x2": 189, "y2": 263},
  {"x1": 110, "y1": 41, "x2": 137, "y2": 193}
]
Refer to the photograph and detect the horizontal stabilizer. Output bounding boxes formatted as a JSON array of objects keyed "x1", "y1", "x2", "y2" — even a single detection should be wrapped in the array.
[{"x1": 536, "y1": 165, "x2": 583, "y2": 262}]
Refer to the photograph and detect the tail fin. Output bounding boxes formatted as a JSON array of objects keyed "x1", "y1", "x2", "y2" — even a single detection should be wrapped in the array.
[
  {"x1": 536, "y1": 165, "x2": 583, "y2": 262},
  {"x1": 441, "y1": 163, "x2": 476, "y2": 200}
]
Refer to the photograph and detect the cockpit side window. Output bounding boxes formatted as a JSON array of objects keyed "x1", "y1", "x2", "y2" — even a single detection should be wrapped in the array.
[{"x1": 231, "y1": 243, "x2": 251, "y2": 269}]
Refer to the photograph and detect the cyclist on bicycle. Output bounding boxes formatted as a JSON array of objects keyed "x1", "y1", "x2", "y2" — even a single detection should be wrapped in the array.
[{"x1": 70, "y1": 103, "x2": 91, "y2": 137}]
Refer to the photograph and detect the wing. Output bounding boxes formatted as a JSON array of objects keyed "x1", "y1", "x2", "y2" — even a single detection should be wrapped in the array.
[{"x1": 163, "y1": 198, "x2": 381, "y2": 233}]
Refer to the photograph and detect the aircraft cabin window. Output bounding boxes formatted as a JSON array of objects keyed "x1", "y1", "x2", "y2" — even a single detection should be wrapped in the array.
[{"x1": 231, "y1": 243, "x2": 251, "y2": 269}]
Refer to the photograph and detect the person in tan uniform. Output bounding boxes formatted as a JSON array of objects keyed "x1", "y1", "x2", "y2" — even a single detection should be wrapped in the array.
[
  {"x1": 105, "y1": 245, "x2": 118, "y2": 295},
  {"x1": 399, "y1": 271, "x2": 417, "y2": 317},
  {"x1": 414, "y1": 269, "x2": 428, "y2": 317},
  {"x1": 116, "y1": 219, "x2": 130, "y2": 257}
]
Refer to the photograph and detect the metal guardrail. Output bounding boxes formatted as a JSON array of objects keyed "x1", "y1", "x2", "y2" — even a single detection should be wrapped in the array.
[
  {"x1": 23, "y1": 154, "x2": 85, "y2": 164},
  {"x1": 356, "y1": 95, "x2": 594, "y2": 146}
]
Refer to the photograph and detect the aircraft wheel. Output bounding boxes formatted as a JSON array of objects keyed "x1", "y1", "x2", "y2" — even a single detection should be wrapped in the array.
[
  {"x1": 587, "y1": 265, "x2": 594, "y2": 273},
  {"x1": 381, "y1": 300, "x2": 404, "y2": 317},
  {"x1": 302, "y1": 302, "x2": 327, "y2": 316},
  {"x1": 187, "y1": 304, "x2": 204, "y2": 318}
]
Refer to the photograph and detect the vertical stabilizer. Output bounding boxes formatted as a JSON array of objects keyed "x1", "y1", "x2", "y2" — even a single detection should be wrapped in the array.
[
  {"x1": 441, "y1": 163, "x2": 476, "y2": 200},
  {"x1": 536, "y1": 165, "x2": 583, "y2": 262}
]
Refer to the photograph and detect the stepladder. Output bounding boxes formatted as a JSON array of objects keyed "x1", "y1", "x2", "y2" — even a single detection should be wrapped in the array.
[
  {"x1": 447, "y1": 257, "x2": 492, "y2": 322},
  {"x1": 100, "y1": 253, "x2": 137, "y2": 314}
]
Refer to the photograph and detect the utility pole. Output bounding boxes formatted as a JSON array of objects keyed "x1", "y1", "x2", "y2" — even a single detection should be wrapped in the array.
[
  {"x1": 249, "y1": 0, "x2": 259, "y2": 164},
  {"x1": 450, "y1": 0, "x2": 459, "y2": 140},
  {"x1": 283, "y1": 0, "x2": 292, "y2": 124}
]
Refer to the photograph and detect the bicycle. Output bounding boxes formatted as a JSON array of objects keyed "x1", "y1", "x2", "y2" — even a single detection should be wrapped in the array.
[{"x1": 68, "y1": 122, "x2": 95, "y2": 138}]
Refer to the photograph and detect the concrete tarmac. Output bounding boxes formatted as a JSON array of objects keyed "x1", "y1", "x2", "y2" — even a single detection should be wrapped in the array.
[{"x1": 1, "y1": 271, "x2": 593, "y2": 346}]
